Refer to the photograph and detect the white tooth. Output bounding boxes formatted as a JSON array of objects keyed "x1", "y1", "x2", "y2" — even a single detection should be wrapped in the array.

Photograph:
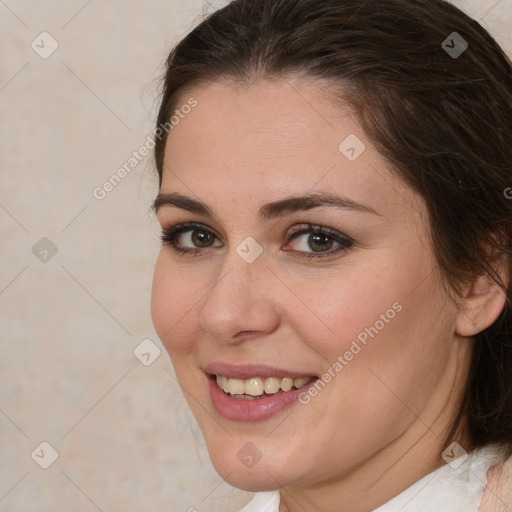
[
  {"x1": 264, "y1": 377, "x2": 281, "y2": 394},
  {"x1": 280, "y1": 377, "x2": 293, "y2": 392},
  {"x1": 217, "y1": 375, "x2": 229, "y2": 392},
  {"x1": 227, "y1": 377, "x2": 246, "y2": 395},
  {"x1": 293, "y1": 377, "x2": 310, "y2": 389},
  {"x1": 222, "y1": 375, "x2": 311, "y2": 395},
  {"x1": 245, "y1": 377, "x2": 264, "y2": 396}
]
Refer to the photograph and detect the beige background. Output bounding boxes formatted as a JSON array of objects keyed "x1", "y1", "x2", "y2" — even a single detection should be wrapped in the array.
[{"x1": 0, "y1": 1, "x2": 510, "y2": 511}]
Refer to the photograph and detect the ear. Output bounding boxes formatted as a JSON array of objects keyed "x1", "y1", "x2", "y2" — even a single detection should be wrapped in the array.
[{"x1": 455, "y1": 271, "x2": 508, "y2": 337}]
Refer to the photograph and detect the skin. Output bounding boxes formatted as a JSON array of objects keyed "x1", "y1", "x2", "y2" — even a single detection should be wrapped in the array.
[{"x1": 151, "y1": 77, "x2": 506, "y2": 512}]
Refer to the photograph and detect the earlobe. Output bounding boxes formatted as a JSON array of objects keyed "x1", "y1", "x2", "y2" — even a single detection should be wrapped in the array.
[{"x1": 455, "y1": 273, "x2": 507, "y2": 337}]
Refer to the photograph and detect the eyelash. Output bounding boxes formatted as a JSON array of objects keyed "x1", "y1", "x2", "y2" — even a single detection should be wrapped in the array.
[{"x1": 160, "y1": 222, "x2": 354, "y2": 260}]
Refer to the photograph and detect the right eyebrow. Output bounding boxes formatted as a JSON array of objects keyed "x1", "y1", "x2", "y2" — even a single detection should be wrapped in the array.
[{"x1": 153, "y1": 192, "x2": 217, "y2": 218}]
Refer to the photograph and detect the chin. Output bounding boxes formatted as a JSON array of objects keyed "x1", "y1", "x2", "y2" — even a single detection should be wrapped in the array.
[
  {"x1": 208, "y1": 444, "x2": 294, "y2": 491},
  {"x1": 219, "y1": 466, "x2": 286, "y2": 492}
]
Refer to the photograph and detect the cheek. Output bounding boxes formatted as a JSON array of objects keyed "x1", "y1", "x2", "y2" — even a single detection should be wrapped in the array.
[
  {"x1": 284, "y1": 265, "x2": 405, "y2": 360},
  {"x1": 286, "y1": 254, "x2": 450, "y2": 389},
  {"x1": 151, "y1": 253, "x2": 201, "y2": 356},
  {"x1": 310, "y1": 266, "x2": 453, "y2": 413}
]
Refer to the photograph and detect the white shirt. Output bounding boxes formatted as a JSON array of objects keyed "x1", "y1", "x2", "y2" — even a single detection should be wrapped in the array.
[{"x1": 238, "y1": 444, "x2": 504, "y2": 512}]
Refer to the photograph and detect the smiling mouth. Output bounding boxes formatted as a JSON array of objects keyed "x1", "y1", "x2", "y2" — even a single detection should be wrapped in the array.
[{"x1": 214, "y1": 374, "x2": 316, "y2": 400}]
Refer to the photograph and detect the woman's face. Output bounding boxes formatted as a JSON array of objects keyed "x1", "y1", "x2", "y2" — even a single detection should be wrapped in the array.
[{"x1": 151, "y1": 78, "x2": 470, "y2": 494}]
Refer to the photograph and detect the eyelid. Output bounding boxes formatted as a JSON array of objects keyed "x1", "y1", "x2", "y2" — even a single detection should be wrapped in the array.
[
  {"x1": 162, "y1": 221, "x2": 221, "y2": 237},
  {"x1": 286, "y1": 223, "x2": 351, "y2": 240}
]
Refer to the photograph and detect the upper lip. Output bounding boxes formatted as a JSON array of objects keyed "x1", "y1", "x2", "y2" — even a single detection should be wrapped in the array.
[{"x1": 204, "y1": 362, "x2": 317, "y2": 379}]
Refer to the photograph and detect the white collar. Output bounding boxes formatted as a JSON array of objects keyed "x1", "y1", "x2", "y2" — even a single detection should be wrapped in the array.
[
  {"x1": 374, "y1": 444, "x2": 503, "y2": 511},
  {"x1": 238, "y1": 490, "x2": 280, "y2": 512},
  {"x1": 238, "y1": 444, "x2": 504, "y2": 512}
]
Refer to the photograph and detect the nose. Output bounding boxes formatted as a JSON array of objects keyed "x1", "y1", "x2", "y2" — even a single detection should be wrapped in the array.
[{"x1": 198, "y1": 248, "x2": 281, "y2": 344}]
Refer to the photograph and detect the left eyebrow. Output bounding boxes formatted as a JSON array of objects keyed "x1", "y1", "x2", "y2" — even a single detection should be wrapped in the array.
[
  {"x1": 152, "y1": 191, "x2": 380, "y2": 219},
  {"x1": 258, "y1": 192, "x2": 380, "y2": 220}
]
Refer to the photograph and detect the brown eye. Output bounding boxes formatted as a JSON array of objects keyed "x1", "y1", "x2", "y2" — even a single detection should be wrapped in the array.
[
  {"x1": 161, "y1": 223, "x2": 223, "y2": 252},
  {"x1": 308, "y1": 233, "x2": 335, "y2": 252},
  {"x1": 189, "y1": 229, "x2": 216, "y2": 248},
  {"x1": 286, "y1": 224, "x2": 354, "y2": 259}
]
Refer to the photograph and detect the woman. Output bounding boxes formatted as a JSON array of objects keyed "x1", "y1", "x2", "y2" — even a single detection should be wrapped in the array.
[{"x1": 150, "y1": 0, "x2": 512, "y2": 510}]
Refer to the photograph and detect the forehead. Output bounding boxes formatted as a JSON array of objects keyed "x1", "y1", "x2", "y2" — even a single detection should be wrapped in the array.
[
  {"x1": 161, "y1": 78, "x2": 423, "y2": 220},
  {"x1": 166, "y1": 77, "x2": 348, "y2": 167}
]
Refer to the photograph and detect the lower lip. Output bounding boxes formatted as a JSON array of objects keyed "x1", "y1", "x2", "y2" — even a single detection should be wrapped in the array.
[{"x1": 208, "y1": 375, "x2": 318, "y2": 421}]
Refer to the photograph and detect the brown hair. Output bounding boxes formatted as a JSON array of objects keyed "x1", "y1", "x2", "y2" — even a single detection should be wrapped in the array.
[{"x1": 154, "y1": 0, "x2": 512, "y2": 453}]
